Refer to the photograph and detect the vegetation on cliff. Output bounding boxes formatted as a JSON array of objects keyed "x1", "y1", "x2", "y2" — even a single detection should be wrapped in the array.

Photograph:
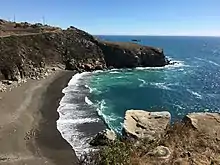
[
  {"x1": 80, "y1": 123, "x2": 220, "y2": 165},
  {"x1": 0, "y1": 19, "x2": 167, "y2": 83},
  {"x1": 80, "y1": 112, "x2": 220, "y2": 165}
]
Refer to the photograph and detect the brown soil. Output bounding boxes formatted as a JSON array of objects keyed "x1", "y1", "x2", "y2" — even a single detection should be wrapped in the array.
[{"x1": 0, "y1": 70, "x2": 78, "y2": 165}]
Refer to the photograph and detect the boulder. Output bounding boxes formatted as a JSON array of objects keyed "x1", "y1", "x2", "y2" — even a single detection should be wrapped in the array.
[
  {"x1": 90, "y1": 129, "x2": 117, "y2": 146},
  {"x1": 184, "y1": 112, "x2": 220, "y2": 140},
  {"x1": 65, "y1": 59, "x2": 79, "y2": 71},
  {"x1": 95, "y1": 64, "x2": 104, "y2": 70},
  {"x1": 123, "y1": 110, "x2": 171, "y2": 141},
  {"x1": 148, "y1": 146, "x2": 171, "y2": 159},
  {"x1": 2, "y1": 80, "x2": 13, "y2": 85},
  {"x1": 84, "y1": 63, "x2": 94, "y2": 71}
]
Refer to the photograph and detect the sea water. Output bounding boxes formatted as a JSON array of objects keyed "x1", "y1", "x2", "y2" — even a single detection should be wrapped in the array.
[{"x1": 57, "y1": 36, "x2": 220, "y2": 157}]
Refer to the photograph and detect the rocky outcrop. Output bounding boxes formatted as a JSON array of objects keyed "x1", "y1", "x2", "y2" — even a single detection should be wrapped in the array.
[
  {"x1": 90, "y1": 129, "x2": 117, "y2": 146},
  {"x1": 0, "y1": 19, "x2": 168, "y2": 88},
  {"x1": 98, "y1": 41, "x2": 168, "y2": 68},
  {"x1": 148, "y1": 146, "x2": 171, "y2": 159},
  {"x1": 184, "y1": 112, "x2": 220, "y2": 140},
  {"x1": 0, "y1": 28, "x2": 106, "y2": 82},
  {"x1": 123, "y1": 110, "x2": 171, "y2": 141},
  {"x1": 62, "y1": 27, "x2": 107, "y2": 71},
  {"x1": 85, "y1": 112, "x2": 220, "y2": 165}
]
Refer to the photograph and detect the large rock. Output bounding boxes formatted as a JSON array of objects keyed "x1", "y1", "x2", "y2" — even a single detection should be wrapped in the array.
[
  {"x1": 123, "y1": 110, "x2": 171, "y2": 141},
  {"x1": 65, "y1": 59, "x2": 79, "y2": 71},
  {"x1": 184, "y1": 112, "x2": 220, "y2": 140},
  {"x1": 90, "y1": 129, "x2": 117, "y2": 146},
  {"x1": 98, "y1": 41, "x2": 168, "y2": 68},
  {"x1": 149, "y1": 146, "x2": 171, "y2": 159}
]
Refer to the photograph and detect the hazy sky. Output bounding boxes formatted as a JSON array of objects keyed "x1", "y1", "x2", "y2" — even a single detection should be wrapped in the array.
[{"x1": 1, "y1": 0, "x2": 220, "y2": 36}]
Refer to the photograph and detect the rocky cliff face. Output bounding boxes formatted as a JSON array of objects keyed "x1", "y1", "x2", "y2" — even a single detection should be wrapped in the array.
[
  {"x1": 0, "y1": 28, "x2": 106, "y2": 81},
  {"x1": 0, "y1": 20, "x2": 167, "y2": 82},
  {"x1": 123, "y1": 110, "x2": 171, "y2": 140},
  {"x1": 98, "y1": 41, "x2": 167, "y2": 68},
  {"x1": 0, "y1": 32, "x2": 64, "y2": 81}
]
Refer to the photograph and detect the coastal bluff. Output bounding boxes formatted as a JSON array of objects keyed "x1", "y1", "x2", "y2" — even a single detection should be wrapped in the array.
[
  {"x1": 89, "y1": 110, "x2": 220, "y2": 165},
  {"x1": 0, "y1": 19, "x2": 168, "y2": 85}
]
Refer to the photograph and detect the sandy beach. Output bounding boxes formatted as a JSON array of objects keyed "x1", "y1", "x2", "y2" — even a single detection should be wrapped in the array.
[{"x1": 0, "y1": 70, "x2": 78, "y2": 165}]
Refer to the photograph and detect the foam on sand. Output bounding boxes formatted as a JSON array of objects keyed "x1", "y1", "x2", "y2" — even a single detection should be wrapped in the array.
[{"x1": 57, "y1": 72, "x2": 103, "y2": 157}]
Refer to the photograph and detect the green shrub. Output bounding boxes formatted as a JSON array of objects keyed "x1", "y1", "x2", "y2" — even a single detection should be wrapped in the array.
[{"x1": 80, "y1": 140, "x2": 133, "y2": 165}]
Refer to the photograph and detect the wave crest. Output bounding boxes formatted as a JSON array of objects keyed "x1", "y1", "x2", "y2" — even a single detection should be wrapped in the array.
[{"x1": 187, "y1": 89, "x2": 202, "y2": 99}]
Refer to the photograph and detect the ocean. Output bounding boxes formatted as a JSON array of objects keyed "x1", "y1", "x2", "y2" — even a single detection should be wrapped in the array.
[{"x1": 57, "y1": 36, "x2": 220, "y2": 157}]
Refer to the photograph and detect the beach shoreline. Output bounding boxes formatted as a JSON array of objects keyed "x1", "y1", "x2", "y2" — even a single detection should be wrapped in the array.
[{"x1": 0, "y1": 70, "x2": 78, "y2": 165}]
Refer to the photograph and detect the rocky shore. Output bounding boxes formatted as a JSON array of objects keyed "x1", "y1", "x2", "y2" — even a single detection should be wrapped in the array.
[
  {"x1": 0, "y1": 19, "x2": 168, "y2": 92},
  {"x1": 89, "y1": 110, "x2": 220, "y2": 165}
]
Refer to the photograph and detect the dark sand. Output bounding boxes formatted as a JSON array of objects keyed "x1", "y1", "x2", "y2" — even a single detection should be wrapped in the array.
[{"x1": 0, "y1": 70, "x2": 78, "y2": 165}]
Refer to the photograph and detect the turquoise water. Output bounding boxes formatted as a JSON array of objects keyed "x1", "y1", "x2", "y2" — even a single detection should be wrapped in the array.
[{"x1": 88, "y1": 36, "x2": 220, "y2": 133}]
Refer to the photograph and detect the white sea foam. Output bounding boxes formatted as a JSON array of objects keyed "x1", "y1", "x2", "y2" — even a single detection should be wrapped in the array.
[
  {"x1": 96, "y1": 100, "x2": 108, "y2": 122},
  {"x1": 138, "y1": 78, "x2": 175, "y2": 90},
  {"x1": 153, "y1": 82, "x2": 173, "y2": 90},
  {"x1": 95, "y1": 99, "x2": 122, "y2": 131},
  {"x1": 211, "y1": 49, "x2": 220, "y2": 55},
  {"x1": 195, "y1": 57, "x2": 204, "y2": 61},
  {"x1": 85, "y1": 84, "x2": 93, "y2": 93},
  {"x1": 67, "y1": 72, "x2": 90, "y2": 86},
  {"x1": 138, "y1": 78, "x2": 147, "y2": 87},
  {"x1": 173, "y1": 104, "x2": 185, "y2": 110},
  {"x1": 166, "y1": 60, "x2": 186, "y2": 68},
  {"x1": 93, "y1": 70, "x2": 104, "y2": 73},
  {"x1": 195, "y1": 57, "x2": 220, "y2": 67},
  {"x1": 110, "y1": 71, "x2": 120, "y2": 74},
  {"x1": 187, "y1": 89, "x2": 202, "y2": 99},
  {"x1": 57, "y1": 118, "x2": 99, "y2": 124},
  {"x1": 85, "y1": 96, "x2": 94, "y2": 105},
  {"x1": 110, "y1": 68, "x2": 120, "y2": 71},
  {"x1": 57, "y1": 72, "x2": 101, "y2": 158},
  {"x1": 138, "y1": 78, "x2": 146, "y2": 84},
  {"x1": 208, "y1": 60, "x2": 220, "y2": 67},
  {"x1": 136, "y1": 60, "x2": 186, "y2": 70},
  {"x1": 207, "y1": 93, "x2": 220, "y2": 98}
]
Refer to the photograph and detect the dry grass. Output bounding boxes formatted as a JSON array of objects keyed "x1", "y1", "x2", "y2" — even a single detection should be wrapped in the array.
[
  {"x1": 100, "y1": 40, "x2": 156, "y2": 51},
  {"x1": 0, "y1": 19, "x2": 60, "y2": 37},
  {"x1": 80, "y1": 122, "x2": 220, "y2": 165}
]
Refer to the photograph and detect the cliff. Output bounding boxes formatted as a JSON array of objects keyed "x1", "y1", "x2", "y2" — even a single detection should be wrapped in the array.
[
  {"x1": 98, "y1": 41, "x2": 167, "y2": 68},
  {"x1": 0, "y1": 20, "x2": 168, "y2": 83},
  {"x1": 85, "y1": 111, "x2": 220, "y2": 165}
]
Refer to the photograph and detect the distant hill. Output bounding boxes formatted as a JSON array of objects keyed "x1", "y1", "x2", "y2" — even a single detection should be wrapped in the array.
[{"x1": 0, "y1": 19, "x2": 61, "y2": 37}]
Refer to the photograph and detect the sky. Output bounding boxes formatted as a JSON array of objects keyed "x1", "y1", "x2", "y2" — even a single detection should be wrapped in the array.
[{"x1": 0, "y1": 0, "x2": 220, "y2": 36}]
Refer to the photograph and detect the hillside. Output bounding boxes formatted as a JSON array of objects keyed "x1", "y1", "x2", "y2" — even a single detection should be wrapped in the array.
[
  {"x1": 0, "y1": 19, "x2": 168, "y2": 83},
  {"x1": 0, "y1": 19, "x2": 60, "y2": 36}
]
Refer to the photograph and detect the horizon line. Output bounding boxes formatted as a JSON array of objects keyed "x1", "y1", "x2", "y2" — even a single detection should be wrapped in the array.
[
  {"x1": 1, "y1": 18, "x2": 220, "y2": 38},
  {"x1": 93, "y1": 34, "x2": 220, "y2": 37}
]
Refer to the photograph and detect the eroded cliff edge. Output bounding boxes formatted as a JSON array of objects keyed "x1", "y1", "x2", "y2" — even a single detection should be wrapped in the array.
[{"x1": 0, "y1": 20, "x2": 168, "y2": 83}]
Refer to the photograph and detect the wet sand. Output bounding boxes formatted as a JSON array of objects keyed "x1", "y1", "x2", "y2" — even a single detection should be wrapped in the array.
[{"x1": 0, "y1": 70, "x2": 78, "y2": 165}]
